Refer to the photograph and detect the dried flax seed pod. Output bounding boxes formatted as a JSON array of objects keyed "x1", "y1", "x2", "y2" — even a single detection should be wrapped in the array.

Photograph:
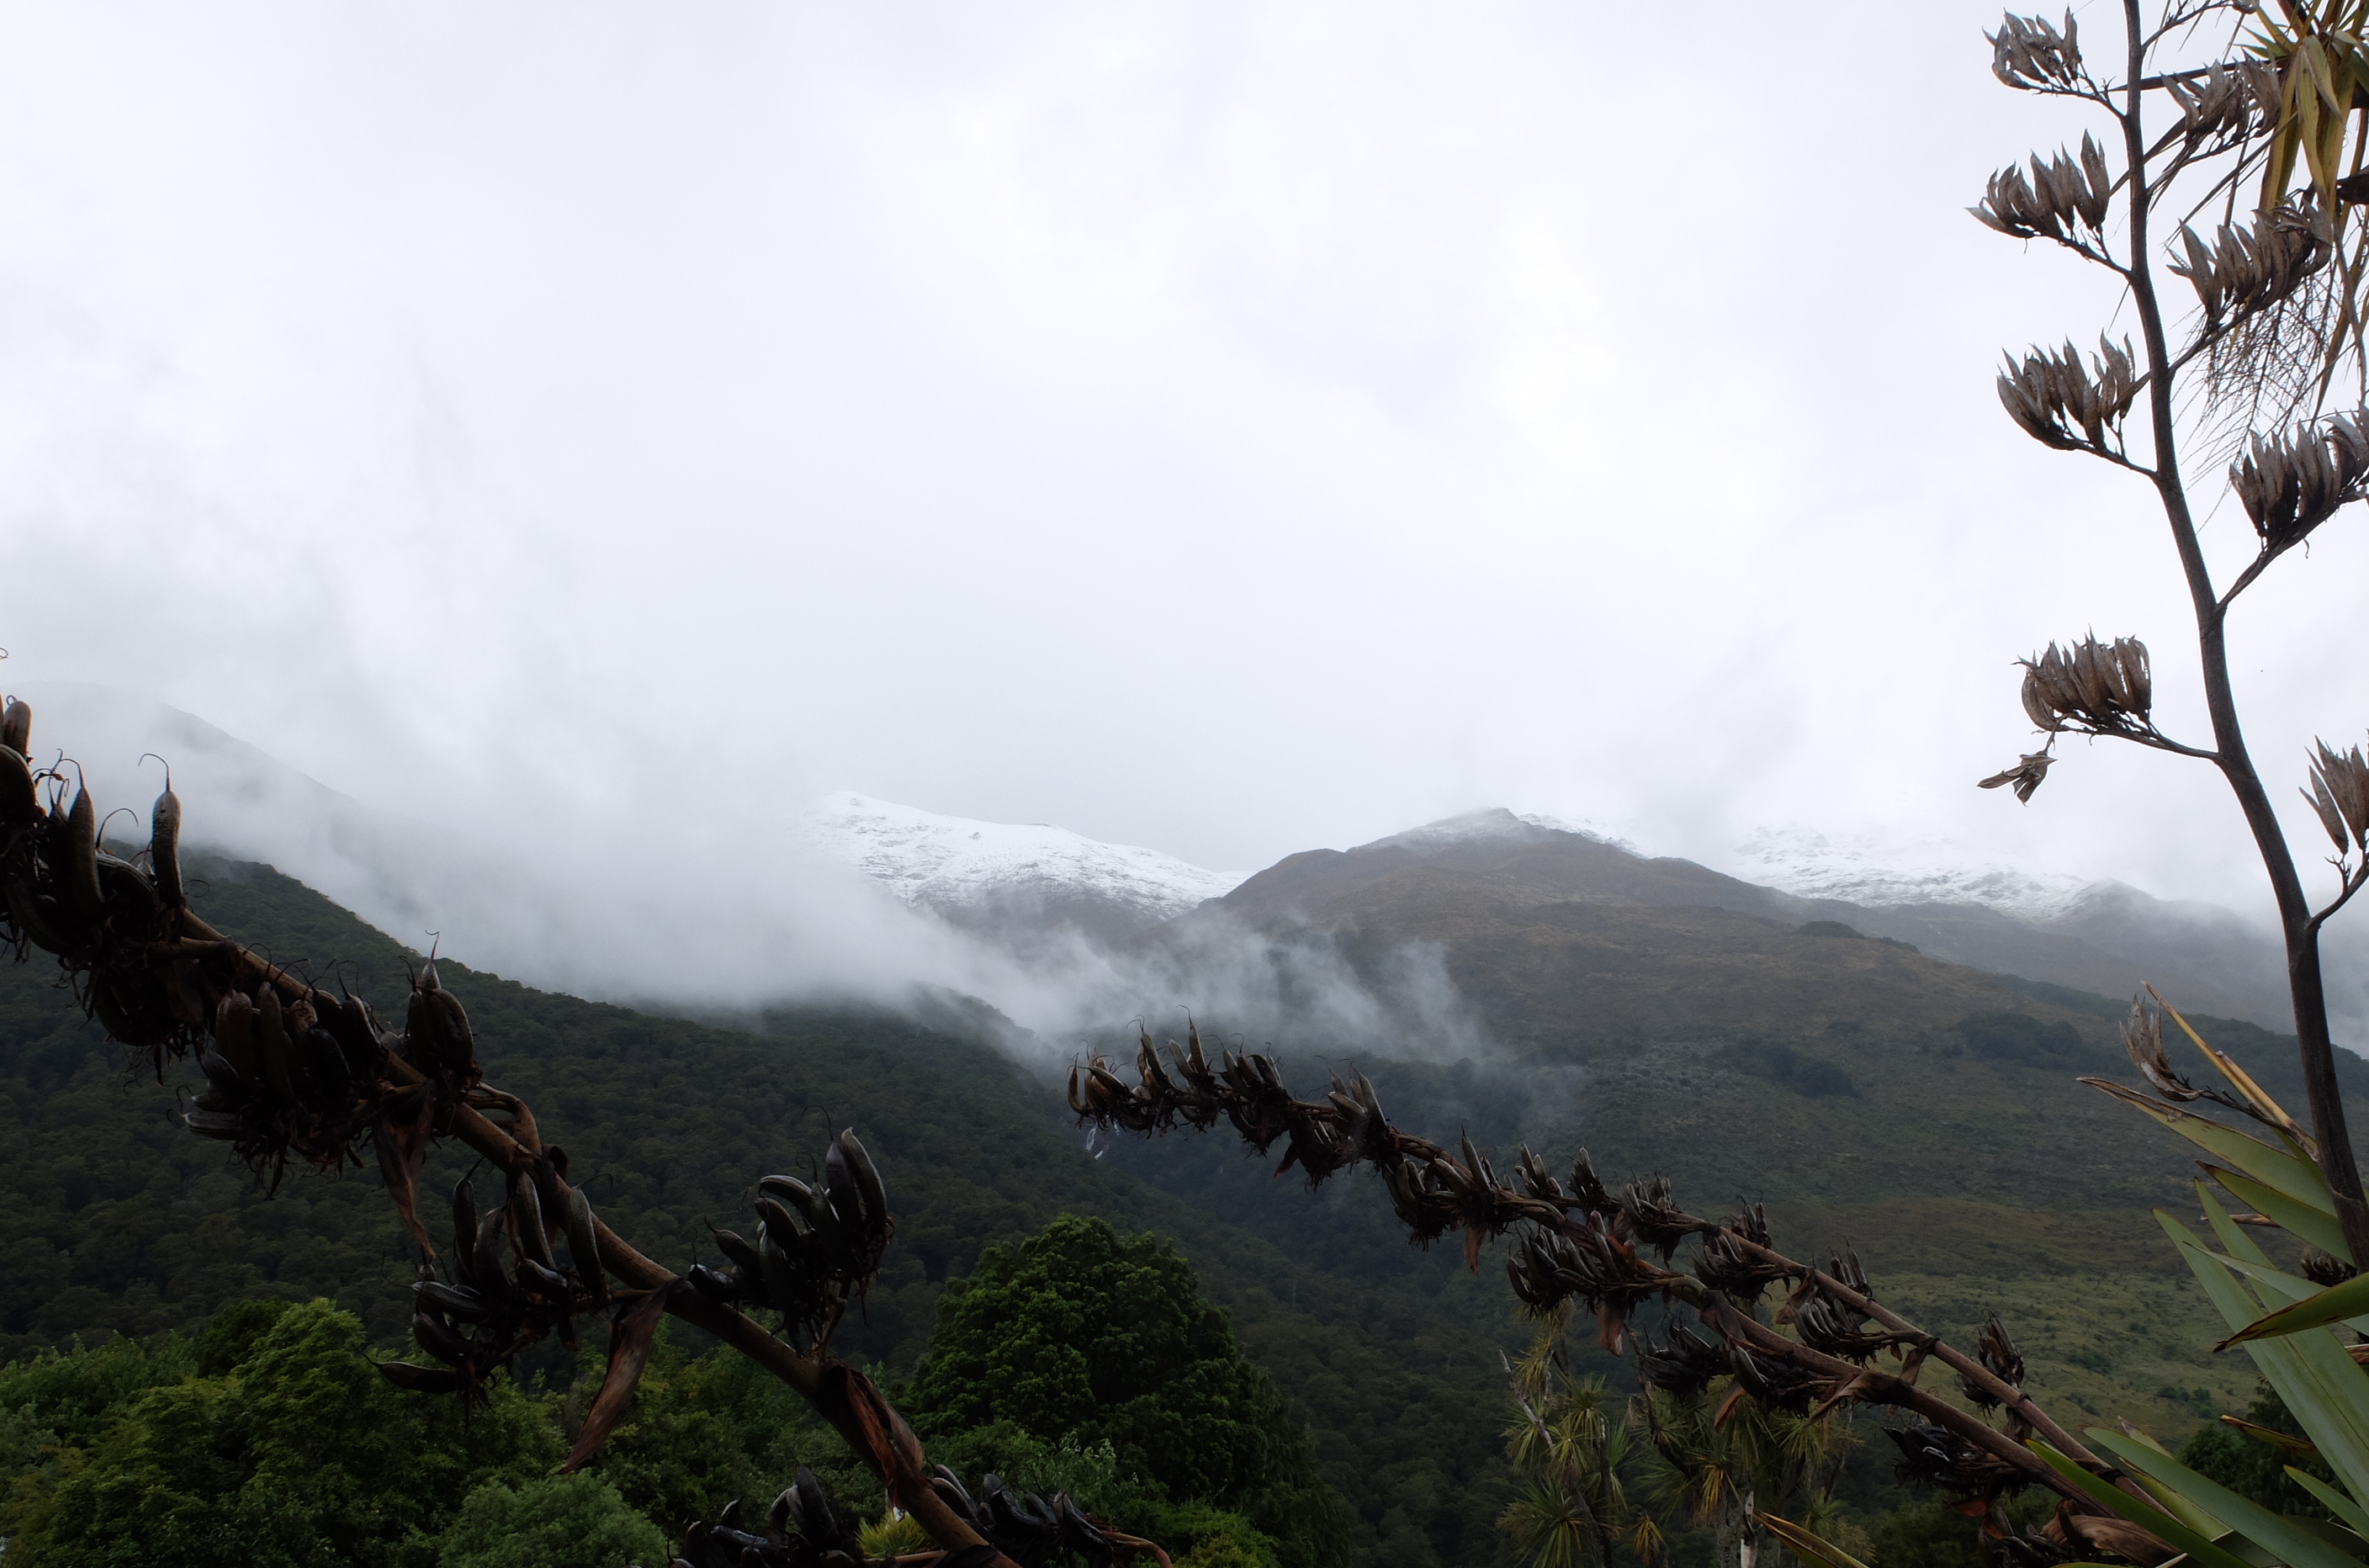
[
  {"x1": 252, "y1": 986, "x2": 296, "y2": 1103},
  {"x1": 511, "y1": 1172, "x2": 557, "y2": 1272},
  {"x1": 1986, "y1": 9, "x2": 2083, "y2": 91},
  {"x1": 451, "y1": 1178, "x2": 480, "y2": 1285},
  {"x1": 2229, "y1": 413, "x2": 2369, "y2": 552},
  {"x1": 5, "y1": 874, "x2": 69, "y2": 953},
  {"x1": 564, "y1": 1187, "x2": 606, "y2": 1303},
  {"x1": 215, "y1": 992, "x2": 259, "y2": 1082},
  {"x1": 0, "y1": 745, "x2": 34, "y2": 826},
  {"x1": 405, "y1": 960, "x2": 479, "y2": 1082},
  {"x1": 304, "y1": 1026, "x2": 353, "y2": 1107},
  {"x1": 61, "y1": 783, "x2": 104, "y2": 930},
  {"x1": 95, "y1": 853, "x2": 159, "y2": 926},
  {"x1": 2303, "y1": 739, "x2": 2369, "y2": 853},
  {"x1": 151, "y1": 787, "x2": 183, "y2": 907}
]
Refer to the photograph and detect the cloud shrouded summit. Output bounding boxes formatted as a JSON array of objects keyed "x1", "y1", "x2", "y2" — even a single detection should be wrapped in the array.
[
  {"x1": 804, "y1": 791, "x2": 1243, "y2": 935},
  {"x1": 0, "y1": 3, "x2": 2357, "y2": 938}
]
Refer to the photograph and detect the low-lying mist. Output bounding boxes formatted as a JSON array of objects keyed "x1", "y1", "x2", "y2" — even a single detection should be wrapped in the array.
[
  {"x1": 29, "y1": 681, "x2": 2364, "y2": 1066},
  {"x1": 19, "y1": 683, "x2": 1496, "y2": 1066}
]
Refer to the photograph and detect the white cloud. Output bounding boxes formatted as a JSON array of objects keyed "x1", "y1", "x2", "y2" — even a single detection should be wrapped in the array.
[{"x1": 0, "y1": 0, "x2": 2355, "y2": 962}]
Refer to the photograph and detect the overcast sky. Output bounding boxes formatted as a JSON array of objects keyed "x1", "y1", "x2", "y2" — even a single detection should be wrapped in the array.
[{"x1": 1, "y1": 2, "x2": 2363, "y2": 930}]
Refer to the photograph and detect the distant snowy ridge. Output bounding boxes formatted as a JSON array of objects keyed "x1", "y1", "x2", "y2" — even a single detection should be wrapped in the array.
[
  {"x1": 1729, "y1": 826, "x2": 2095, "y2": 919},
  {"x1": 1359, "y1": 807, "x2": 1630, "y2": 854},
  {"x1": 803, "y1": 792, "x2": 1245, "y2": 926}
]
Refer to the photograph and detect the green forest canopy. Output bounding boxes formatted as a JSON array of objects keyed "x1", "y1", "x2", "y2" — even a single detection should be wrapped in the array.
[{"x1": 2, "y1": 853, "x2": 2348, "y2": 1564}]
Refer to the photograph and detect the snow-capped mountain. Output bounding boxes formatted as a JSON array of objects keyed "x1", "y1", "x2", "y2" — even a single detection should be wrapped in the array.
[
  {"x1": 1724, "y1": 824, "x2": 2369, "y2": 1036},
  {"x1": 1730, "y1": 827, "x2": 2094, "y2": 919},
  {"x1": 803, "y1": 791, "x2": 1245, "y2": 942},
  {"x1": 15, "y1": 676, "x2": 2350, "y2": 1041},
  {"x1": 0, "y1": 684, "x2": 1036, "y2": 1011}
]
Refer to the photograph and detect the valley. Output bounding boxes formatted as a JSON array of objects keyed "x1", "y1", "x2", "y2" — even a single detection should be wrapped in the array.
[
  {"x1": 4, "y1": 692, "x2": 2362, "y2": 1566},
  {"x1": 3, "y1": 838, "x2": 2338, "y2": 1565}
]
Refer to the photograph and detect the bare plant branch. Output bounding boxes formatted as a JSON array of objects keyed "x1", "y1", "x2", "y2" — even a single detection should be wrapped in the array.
[
  {"x1": 0, "y1": 700, "x2": 1141, "y2": 1568},
  {"x1": 1974, "y1": 1, "x2": 2369, "y2": 1262},
  {"x1": 1068, "y1": 1025, "x2": 2154, "y2": 1520}
]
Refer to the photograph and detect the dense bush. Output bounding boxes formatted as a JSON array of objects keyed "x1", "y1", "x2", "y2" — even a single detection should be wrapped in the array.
[
  {"x1": 0, "y1": 857, "x2": 1528, "y2": 1565},
  {"x1": 0, "y1": 1299, "x2": 565, "y2": 1568},
  {"x1": 2176, "y1": 1380, "x2": 2337, "y2": 1524},
  {"x1": 434, "y1": 1473, "x2": 667, "y2": 1568},
  {"x1": 0, "y1": 1228, "x2": 1367, "y2": 1568},
  {"x1": 908, "y1": 1213, "x2": 1350, "y2": 1568},
  {"x1": 1949, "y1": 1010, "x2": 2083, "y2": 1065},
  {"x1": 1720, "y1": 1037, "x2": 1857, "y2": 1099},
  {"x1": 910, "y1": 1215, "x2": 1299, "y2": 1502}
]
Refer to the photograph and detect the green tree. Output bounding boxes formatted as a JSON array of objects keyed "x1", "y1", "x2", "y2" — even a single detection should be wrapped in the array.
[
  {"x1": 562, "y1": 1321, "x2": 819, "y2": 1534},
  {"x1": 1497, "y1": 1330, "x2": 1647, "y2": 1568},
  {"x1": 2175, "y1": 1380, "x2": 2335, "y2": 1525},
  {"x1": 6, "y1": 1299, "x2": 559, "y2": 1568},
  {"x1": 1635, "y1": 1387, "x2": 1852, "y2": 1568},
  {"x1": 1863, "y1": 1499, "x2": 1989, "y2": 1568},
  {"x1": 909, "y1": 1213, "x2": 1295, "y2": 1502},
  {"x1": 906, "y1": 1213, "x2": 1348, "y2": 1568},
  {"x1": 433, "y1": 1472, "x2": 667, "y2": 1568}
]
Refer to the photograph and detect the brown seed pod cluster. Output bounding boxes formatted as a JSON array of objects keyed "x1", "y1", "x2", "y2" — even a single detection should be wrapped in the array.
[
  {"x1": 0, "y1": 697, "x2": 485, "y2": 1189},
  {"x1": 1995, "y1": 337, "x2": 2137, "y2": 453},
  {"x1": 2163, "y1": 61, "x2": 2275, "y2": 154},
  {"x1": 0, "y1": 701, "x2": 199, "y2": 1065},
  {"x1": 185, "y1": 979, "x2": 405, "y2": 1179},
  {"x1": 675, "y1": 1470, "x2": 868, "y2": 1568},
  {"x1": 1634, "y1": 1322, "x2": 1728, "y2": 1395},
  {"x1": 671, "y1": 1465, "x2": 1132, "y2": 1568},
  {"x1": 2229, "y1": 411, "x2": 2369, "y2": 553},
  {"x1": 1985, "y1": 10, "x2": 2084, "y2": 93},
  {"x1": 926, "y1": 1470, "x2": 1122, "y2": 1568},
  {"x1": 2303, "y1": 734, "x2": 2369, "y2": 855},
  {"x1": 1886, "y1": 1422, "x2": 2036, "y2": 1499},
  {"x1": 1960, "y1": 1313, "x2": 2027, "y2": 1413},
  {"x1": 376, "y1": 1170, "x2": 615, "y2": 1406},
  {"x1": 1969, "y1": 135, "x2": 2112, "y2": 243},
  {"x1": 1504, "y1": 1217, "x2": 1689, "y2": 1354},
  {"x1": 1693, "y1": 1203, "x2": 1790, "y2": 1298},
  {"x1": 1068, "y1": 1021, "x2": 1399, "y2": 1182},
  {"x1": 2016, "y1": 635, "x2": 2153, "y2": 736},
  {"x1": 686, "y1": 1130, "x2": 894, "y2": 1355},
  {"x1": 2170, "y1": 200, "x2": 2334, "y2": 334},
  {"x1": 1070, "y1": 1028, "x2": 2100, "y2": 1524}
]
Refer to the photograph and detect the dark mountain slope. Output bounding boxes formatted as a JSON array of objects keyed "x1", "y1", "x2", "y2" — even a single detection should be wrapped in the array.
[
  {"x1": 1178, "y1": 809, "x2": 2346, "y2": 1056},
  {"x1": 1219, "y1": 810, "x2": 1797, "y2": 924},
  {"x1": 0, "y1": 856, "x2": 1526, "y2": 1568},
  {"x1": 1171, "y1": 812, "x2": 2091, "y2": 1053},
  {"x1": 1843, "y1": 884, "x2": 2311, "y2": 1032},
  {"x1": 1196, "y1": 808, "x2": 2312, "y2": 1031},
  {"x1": 8, "y1": 844, "x2": 2350, "y2": 1562}
]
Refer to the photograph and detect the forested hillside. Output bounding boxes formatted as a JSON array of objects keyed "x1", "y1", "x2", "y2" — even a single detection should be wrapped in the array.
[
  {"x1": 2, "y1": 852, "x2": 2345, "y2": 1564},
  {"x1": 0, "y1": 856, "x2": 1532, "y2": 1565}
]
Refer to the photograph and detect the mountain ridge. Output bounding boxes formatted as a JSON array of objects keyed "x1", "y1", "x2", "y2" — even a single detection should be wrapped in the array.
[
  {"x1": 8, "y1": 681, "x2": 2346, "y2": 1041},
  {"x1": 802, "y1": 789, "x2": 1244, "y2": 946}
]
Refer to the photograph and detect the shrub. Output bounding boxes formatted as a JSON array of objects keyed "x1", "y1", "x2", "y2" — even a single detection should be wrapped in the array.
[
  {"x1": 436, "y1": 1473, "x2": 667, "y2": 1568},
  {"x1": 1949, "y1": 1011, "x2": 2081, "y2": 1066}
]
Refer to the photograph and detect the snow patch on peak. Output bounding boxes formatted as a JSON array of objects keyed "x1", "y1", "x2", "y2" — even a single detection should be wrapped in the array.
[
  {"x1": 1363, "y1": 808, "x2": 1542, "y2": 851},
  {"x1": 803, "y1": 792, "x2": 1246, "y2": 924},
  {"x1": 1360, "y1": 807, "x2": 1630, "y2": 854},
  {"x1": 1730, "y1": 826, "x2": 2095, "y2": 919}
]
